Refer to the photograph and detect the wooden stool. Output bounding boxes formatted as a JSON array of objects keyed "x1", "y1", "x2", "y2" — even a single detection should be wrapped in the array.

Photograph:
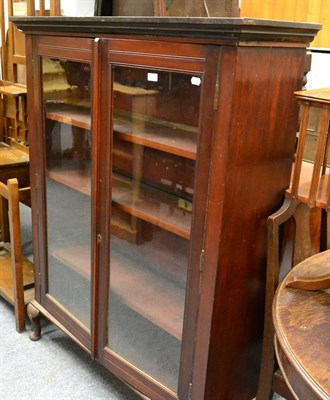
[
  {"x1": 273, "y1": 250, "x2": 330, "y2": 400},
  {"x1": 257, "y1": 88, "x2": 330, "y2": 400}
]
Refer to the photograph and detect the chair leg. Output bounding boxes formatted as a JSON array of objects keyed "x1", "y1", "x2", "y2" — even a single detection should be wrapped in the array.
[
  {"x1": 13, "y1": 257, "x2": 25, "y2": 332},
  {"x1": 256, "y1": 198, "x2": 298, "y2": 400},
  {"x1": 27, "y1": 302, "x2": 41, "y2": 341},
  {"x1": 8, "y1": 178, "x2": 26, "y2": 332},
  {"x1": 13, "y1": 295, "x2": 26, "y2": 332},
  {"x1": 256, "y1": 311, "x2": 276, "y2": 400},
  {"x1": 0, "y1": 196, "x2": 10, "y2": 242}
]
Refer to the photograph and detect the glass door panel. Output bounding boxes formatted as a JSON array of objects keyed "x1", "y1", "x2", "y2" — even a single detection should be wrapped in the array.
[
  {"x1": 42, "y1": 57, "x2": 92, "y2": 329},
  {"x1": 108, "y1": 66, "x2": 201, "y2": 391}
]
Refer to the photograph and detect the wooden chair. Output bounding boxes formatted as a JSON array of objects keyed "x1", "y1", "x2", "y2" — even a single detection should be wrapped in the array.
[
  {"x1": 256, "y1": 88, "x2": 330, "y2": 400},
  {"x1": 0, "y1": 178, "x2": 34, "y2": 332}
]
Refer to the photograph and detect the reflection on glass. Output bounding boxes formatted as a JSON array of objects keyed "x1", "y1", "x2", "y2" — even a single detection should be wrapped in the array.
[
  {"x1": 108, "y1": 66, "x2": 201, "y2": 392},
  {"x1": 42, "y1": 57, "x2": 92, "y2": 329}
]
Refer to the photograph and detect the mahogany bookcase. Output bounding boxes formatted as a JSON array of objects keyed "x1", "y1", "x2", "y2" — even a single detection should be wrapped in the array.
[{"x1": 12, "y1": 16, "x2": 320, "y2": 400}]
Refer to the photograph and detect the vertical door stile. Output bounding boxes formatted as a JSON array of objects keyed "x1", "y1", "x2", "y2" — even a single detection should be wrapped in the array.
[
  {"x1": 38, "y1": 37, "x2": 50, "y2": 305},
  {"x1": 91, "y1": 38, "x2": 101, "y2": 359},
  {"x1": 26, "y1": 35, "x2": 46, "y2": 305},
  {"x1": 177, "y1": 46, "x2": 220, "y2": 400},
  {"x1": 96, "y1": 38, "x2": 114, "y2": 355},
  {"x1": 106, "y1": 41, "x2": 114, "y2": 350}
]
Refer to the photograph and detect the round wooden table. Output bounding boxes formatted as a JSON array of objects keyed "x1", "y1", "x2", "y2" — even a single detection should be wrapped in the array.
[{"x1": 273, "y1": 250, "x2": 330, "y2": 400}]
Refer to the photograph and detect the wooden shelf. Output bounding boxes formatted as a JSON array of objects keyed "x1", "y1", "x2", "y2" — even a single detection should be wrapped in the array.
[
  {"x1": 112, "y1": 174, "x2": 191, "y2": 239},
  {"x1": 51, "y1": 245, "x2": 184, "y2": 340},
  {"x1": 295, "y1": 174, "x2": 329, "y2": 208},
  {"x1": 44, "y1": 103, "x2": 197, "y2": 159},
  {"x1": 48, "y1": 166, "x2": 91, "y2": 196},
  {"x1": 46, "y1": 103, "x2": 91, "y2": 130},
  {"x1": 286, "y1": 161, "x2": 329, "y2": 208},
  {"x1": 0, "y1": 250, "x2": 34, "y2": 305},
  {"x1": 0, "y1": 84, "x2": 27, "y2": 97},
  {"x1": 114, "y1": 112, "x2": 198, "y2": 160},
  {"x1": 47, "y1": 168, "x2": 192, "y2": 239}
]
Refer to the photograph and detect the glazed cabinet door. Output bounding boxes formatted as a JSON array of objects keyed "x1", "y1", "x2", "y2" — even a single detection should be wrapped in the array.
[
  {"x1": 28, "y1": 36, "x2": 98, "y2": 350},
  {"x1": 96, "y1": 39, "x2": 219, "y2": 399}
]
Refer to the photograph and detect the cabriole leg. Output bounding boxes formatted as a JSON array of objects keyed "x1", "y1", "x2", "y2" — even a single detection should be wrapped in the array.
[{"x1": 27, "y1": 303, "x2": 41, "y2": 341}]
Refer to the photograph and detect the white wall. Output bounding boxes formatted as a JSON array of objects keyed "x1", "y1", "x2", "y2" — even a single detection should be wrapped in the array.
[
  {"x1": 34, "y1": 0, "x2": 94, "y2": 16},
  {"x1": 306, "y1": 51, "x2": 330, "y2": 90},
  {"x1": 61, "y1": 0, "x2": 95, "y2": 16},
  {"x1": 34, "y1": 0, "x2": 51, "y2": 9}
]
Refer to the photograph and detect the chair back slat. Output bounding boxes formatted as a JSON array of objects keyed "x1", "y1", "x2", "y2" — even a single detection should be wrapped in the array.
[{"x1": 290, "y1": 101, "x2": 310, "y2": 198}]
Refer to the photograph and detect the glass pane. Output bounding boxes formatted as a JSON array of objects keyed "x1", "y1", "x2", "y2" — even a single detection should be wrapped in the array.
[
  {"x1": 108, "y1": 66, "x2": 201, "y2": 392},
  {"x1": 42, "y1": 57, "x2": 92, "y2": 329}
]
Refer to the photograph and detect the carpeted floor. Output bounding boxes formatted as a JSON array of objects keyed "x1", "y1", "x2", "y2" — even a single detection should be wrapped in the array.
[
  {"x1": 0, "y1": 297, "x2": 140, "y2": 400},
  {"x1": 0, "y1": 297, "x2": 285, "y2": 400}
]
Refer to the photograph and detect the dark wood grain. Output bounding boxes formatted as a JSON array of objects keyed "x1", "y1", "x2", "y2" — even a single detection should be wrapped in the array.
[{"x1": 199, "y1": 45, "x2": 309, "y2": 400}]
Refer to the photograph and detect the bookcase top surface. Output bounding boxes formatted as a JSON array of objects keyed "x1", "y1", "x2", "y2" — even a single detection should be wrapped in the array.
[{"x1": 11, "y1": 16, "x2": 321, "y2": 44}]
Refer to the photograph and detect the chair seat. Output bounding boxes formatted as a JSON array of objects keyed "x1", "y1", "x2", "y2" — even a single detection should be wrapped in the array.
[{"x1": 0, "y1": 247, "x2": 34, "y2": 305}]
